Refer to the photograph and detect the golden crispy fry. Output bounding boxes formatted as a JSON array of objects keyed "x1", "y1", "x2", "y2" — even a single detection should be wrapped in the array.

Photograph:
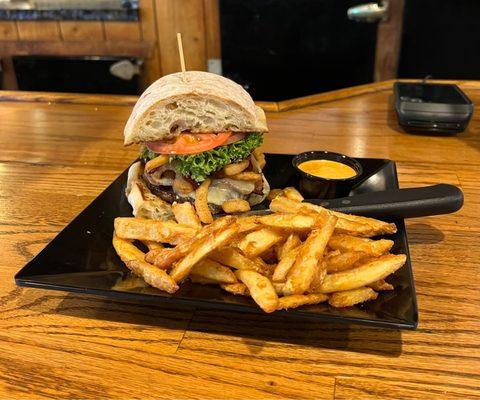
[
  {"x1": 328, "y1": 287, "x2": 378, "y2": 308},
  {"x1": 284, "y1": 214, "x2": 337, "y2": 295},
  {"x1": 142, "y1": 240, "x2": 164, "y2": 251},
  {"x1": 270, "y1": 197, "x2": 394, "y2": 237},
  {"x1": 272, "y1": 247, "x2": 300, "y2": 282},
  {"x1": 257, "y1": 214, "x2": 319, "y2": 231},
  {"x1": 222, "y1": 199, "x2": 251, "y2": 214},
  {"x1": 267, "y1": 188, "x2": 285, "y2": 201},
  {"x1": 331, "y1": 211, "x2": 397, "y2": 236},
  {"x1": 272, "y1": 282, "x2": 285, "y2": 295},
  {"x1": 195, "y1": 178, "x2": 213, "y2": 224},
  {"x1": 172, "y1": 201, "x2": 202, "y2": 230},
  {"x1": 145, "y1": 216, "x2": 235, "y2": 269},
  {"x1": 221, "y1": 282, "x2": 250, "y2": 296},
  {"x1": 277, "y1": 233, "x2": 302, "y2": 260},
  {"x1": 277, "y1": 293, "x2": 329, "y2": 310},
  {"x1": 210, "y1": 247, "x2": 266, "y2": 274},
  {"x1": 283, "y1": 187, "x2": 304, "y2": 202},
  {"x1": 170, "y1": 223, "x2": 239, "y2": 282},
  {"x1": 235, "y1": 269, "x2": 279, "y2": 313},
  {"x1": 222, "y1": 159, "x2": 250, "y2": 176},
  {"x1": 324, "y1": 250, "x2": 368, "y2": 273},
  {"x1": 114, "y1": 217, "x2": 196, "y2": 245},
  {"x1": 230, "y1": 171, "x2": 262, "y2": 182},
  {"x1": 318, "y1": 254, "x2": 407, "y2": 293},
  {"x1": 328, "y1": 234, "x2": 393, "y2": 257},
  {"x1": 144, "y1": 154, "x2": 169, "y2": 173},
  {"x1": 237, "y1": 228, "x2": 284, "y2": 258},
  {"x1": 237, "y1": 215, "x2": 260, "y2": 233},
  {"x1": 309, "y1": 260, "x2": 328, "y2": 293},
  {"x1": 190, "y1": 259, "x2": 237, "y2": 284},
  {"x1": 368, "y1": 279, "x2": 394, "y2": 291},
  {"x1": 112, "y1": 233, "x2": 179, "y2": 294}
]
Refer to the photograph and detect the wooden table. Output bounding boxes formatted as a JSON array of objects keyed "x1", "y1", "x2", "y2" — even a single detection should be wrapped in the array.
[{"x1": 1, "y1": 81, "x2": 479, "y2": 399}]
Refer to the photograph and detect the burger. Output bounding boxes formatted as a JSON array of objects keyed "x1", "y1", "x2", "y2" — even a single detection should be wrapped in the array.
[{"x1": 123, "y1": 71, "x2": 270, "y2": 220}]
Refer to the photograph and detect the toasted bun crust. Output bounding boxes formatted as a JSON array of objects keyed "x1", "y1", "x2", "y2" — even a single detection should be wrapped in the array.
[
  {"x1": 126, "y1": 161, "x2": 173, "y2": 220},
  {"x1": 124, "y1": 71, "x2": 268, "y2": 145}
]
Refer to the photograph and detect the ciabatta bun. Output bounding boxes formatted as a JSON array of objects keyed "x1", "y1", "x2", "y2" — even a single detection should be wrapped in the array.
[
  {"x1": 126, "y1": 161, "x2": 173, "y2": 220},
  {"x1": 124, "y1": 71, "x2": 268, "y2": 145}
]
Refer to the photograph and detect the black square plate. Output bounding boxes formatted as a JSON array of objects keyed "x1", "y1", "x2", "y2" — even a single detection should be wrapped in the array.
[{"x1": 15, "y1": 154, "x2": 418, "y2": 330}]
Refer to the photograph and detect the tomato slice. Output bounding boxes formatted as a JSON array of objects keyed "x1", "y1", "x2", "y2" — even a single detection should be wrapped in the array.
[{"x1": 146, "y1": 132, "x2": 232, "y2": 155}]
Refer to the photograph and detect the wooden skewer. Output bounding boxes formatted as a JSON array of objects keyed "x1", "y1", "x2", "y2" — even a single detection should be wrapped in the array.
[{"x1": 176, "y1": 32, "x2": 187, "y2": 82}]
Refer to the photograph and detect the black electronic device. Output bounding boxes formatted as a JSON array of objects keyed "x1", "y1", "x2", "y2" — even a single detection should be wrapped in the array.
[{"x1": 394, "y1": 82, "x2": 474, "y2": 134}]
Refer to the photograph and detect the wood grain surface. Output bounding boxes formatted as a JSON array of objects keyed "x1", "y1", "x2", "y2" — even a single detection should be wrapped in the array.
[{"x1": 0, "y1": 82, "x2": 479, "y2": 399}]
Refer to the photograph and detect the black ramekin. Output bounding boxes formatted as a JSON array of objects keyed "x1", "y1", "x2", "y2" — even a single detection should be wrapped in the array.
[{"x1": 292, "y1": 151, "x2": 363, "y2": 199}]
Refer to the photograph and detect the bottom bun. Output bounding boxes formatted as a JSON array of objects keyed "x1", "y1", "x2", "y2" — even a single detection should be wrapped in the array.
[{"x1": 126, "y1": 161, "x2": 173, "y2": 220}]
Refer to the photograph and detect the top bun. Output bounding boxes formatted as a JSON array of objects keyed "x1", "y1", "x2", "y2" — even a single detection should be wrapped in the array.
[{"x1": 124, "y1": 71, "x2": 268, "y2": 145}]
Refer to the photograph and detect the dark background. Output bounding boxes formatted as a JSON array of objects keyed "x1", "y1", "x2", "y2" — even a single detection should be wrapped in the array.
[{"x1": 220, "y1": 0, "x2": 480, "y2": 101}]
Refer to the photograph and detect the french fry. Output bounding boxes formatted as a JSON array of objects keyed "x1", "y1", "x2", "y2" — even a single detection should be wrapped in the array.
[
  {"x1": 283, "y1": 214, "x2": 337, "y2": 295},
  {"x1": 277, "y1": 233, "x2": 302, "y2": 260},
  {"x1": 222, "y1": 159, "x2": 250, "y2": 176},
  {"x1": 195, "y1": 178, "x2": 213, "y2": 224},
  {"x1": 328, "y1": 287, "x2": 378, "y2": 308},
  {"x1": 190, "y1": 259, "x2": 237, "y2": 284},
  {"x1": 267, "y1": 188, "x2": 285, "y2": 201},
  {"x1": 235, "y1": 269, "x2": 279, "y2": 313},
  {"x1": 324, "y1": 250, "x2": 368, "y2": 273},
  {"x1": 270, "y1": 196, "x2": 394, "y2": 237},
  {"x1": 328, "y1": 234, "x2": 393, "y2": 257},
  {"x1": 144, "y1": 154, "x2": 169, "y2": 173},
  {"x1": 172, "y1": 201, "x2": 202, "y2": 230},
  {"x1": 230, "y1": 171, "x2": 262, "y2": 182},
  {"x1": 145, "y1": 216, "x2": 235, "y2": 268},
  {"x1": 277, "y1": 293, "x2": 328, "y2": 310},
  {"x1": 170, "y1": 223, "x2": 239, "y2": 282},
  {"x1": 237, "y1": 228, "x2": 284, "y2": 258},
  {"x1": 209, "y1": 247, "x2": 266, "y2": 274},
  {"x1": 318, "y1": 254, "x2": 407, "y2": 293},
  {"x1": 368, "y1": 279, "x2": 394, "y2": 291},
  {"x1": 272, "y1": 282, "x2": 285, "y2": 296},
  {"x1": 112, "y1": 233, "x2": 179, "y2": 294},
  {"x1": 283, "y1": 187, "x2": 304, "y2": 202},
  {"x1": 222, "y1": 199, "x2": 251, "y2": 214},
  {"x1": 309, "y1": 260, "x2": 328, "y2": 293},
  {"x1": 331, "y1": 211, "x2": 397, "y2": 236},
  {"x1": 221, "y1": 282, "x2": 250, "y2": 296},
  {"x1": 237, "y1": 215, "x2": 260, "y2": 233},
  {"x1": 257, "y1": 214, "x2": 319, "y2": 231},
  {"x1": 142, "y1": 240, "x2": 163, "y2": 251},
  {"x1": 272, "y1": 247, "x2": 300, "y2": 283},
  {"x1": 114, "y1": 217, "x2": 196, "y2": 245}
]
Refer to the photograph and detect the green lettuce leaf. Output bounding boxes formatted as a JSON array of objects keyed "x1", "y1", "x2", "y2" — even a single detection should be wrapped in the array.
[
  {"x1": 139, "y1": 133, "x2": 263, "y2": 182},
  {"x1": 172, "y1": 132, "x2": 263, "y2": 182}
]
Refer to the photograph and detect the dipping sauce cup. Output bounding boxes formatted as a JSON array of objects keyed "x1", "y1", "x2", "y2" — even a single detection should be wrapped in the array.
[{"x1": 292, "y1": 151, "x2": 363, "y2": 199}]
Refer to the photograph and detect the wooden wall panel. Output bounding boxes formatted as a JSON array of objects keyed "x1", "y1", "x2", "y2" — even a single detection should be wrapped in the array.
[
  {"x1": 17, "y1": 21, "x2": 60, "y2": 41},
  {"x1": 59, "y1": 22, "x2": 104, "y2": 41},
  {"x1": 0, "y1": 22, "x2": 18, "y2": 41},
  {"x1": 203, "y1": 0, "x2": 221, "y2": 60},
  {"x1": 139, "y1": 0, "x2": 161, "y2": 87},
  {"x1": 104, "y1": 22, "x2": 142, "y2": 42},
  {"x1": 374, "y1": 0, "x2": 405, "y2": 81},
  {"x1": 156, "y1": 0, "x2": 207, "y2": 75}
]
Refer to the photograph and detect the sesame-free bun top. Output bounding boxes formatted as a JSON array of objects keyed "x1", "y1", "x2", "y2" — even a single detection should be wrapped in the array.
[{"x1": 124, "y1": 71, "x2": 268, "y2": 145}]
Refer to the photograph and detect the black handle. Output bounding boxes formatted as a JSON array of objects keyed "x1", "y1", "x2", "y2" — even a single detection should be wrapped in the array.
[{"x1": 308, "y1": 184, "x2": 464, "y2": 219}]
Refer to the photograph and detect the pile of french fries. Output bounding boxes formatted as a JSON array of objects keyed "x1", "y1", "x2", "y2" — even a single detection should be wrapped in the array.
[{"x1": 113, "y1": 187, "x2": 406, "y2": 312}]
